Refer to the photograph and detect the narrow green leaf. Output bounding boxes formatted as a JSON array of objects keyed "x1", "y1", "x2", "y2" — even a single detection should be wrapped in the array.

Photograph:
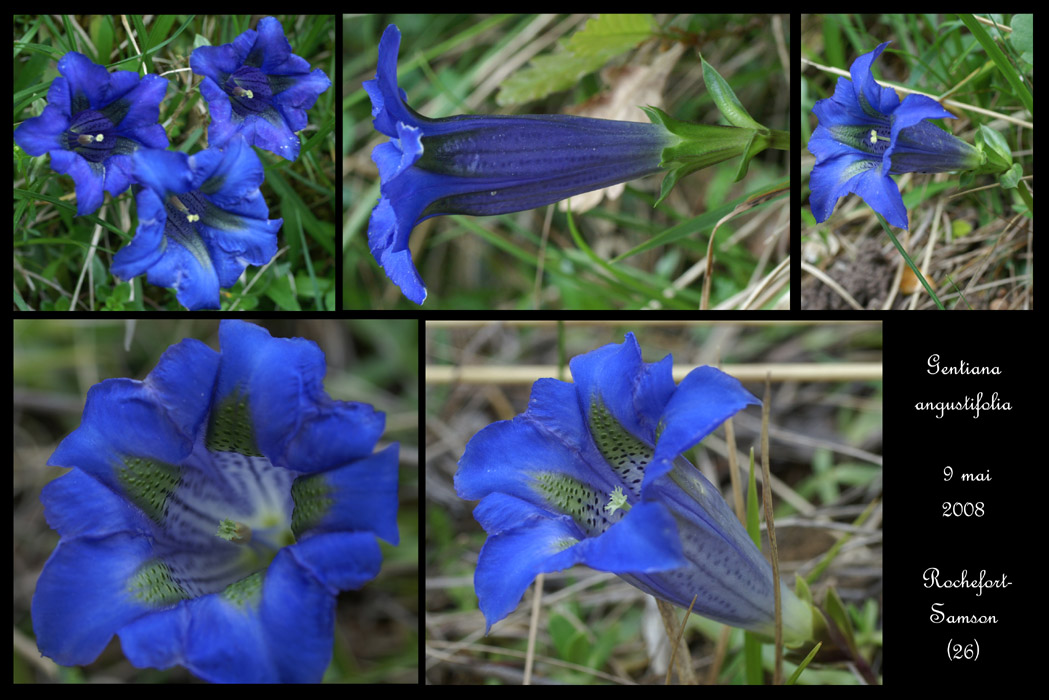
[{"x1": 785, "y1": 642, "x2": 822, "y2": 685}]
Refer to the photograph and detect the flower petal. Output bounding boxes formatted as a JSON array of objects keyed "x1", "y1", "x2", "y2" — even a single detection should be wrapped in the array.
[
  {"x1": 33, "y1": 533, "x2": 156, "y2": 666},
  {"x1": 212, "y1": 321, "x2": 386, "y2": 471},
  {"x1": 648, "y1": 365, "x2": 760, "y2": 488}
]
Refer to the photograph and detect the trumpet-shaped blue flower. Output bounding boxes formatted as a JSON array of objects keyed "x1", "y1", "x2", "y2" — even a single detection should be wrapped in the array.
[
  {"x1": 364, "y1": 25, "x2": 675, "y2": 305},
  {"x1": 808, "y1": 42, "x2": 984, "y2": 229},
  {"x1": 455, "y1": 333, "x2": 813, "y2": 644},
  {"x1": 191, "y1": 16, "x2": 331, "y2": 161},
  {"x1": 111, "y1": 137, "x2": 283, "y2": 310},
  {"x1": 13, "y1": 52, "x2": 169, "y2": 216},
  {"x1": 33, "y1": 320, "x2": 399, "y2": 683}
]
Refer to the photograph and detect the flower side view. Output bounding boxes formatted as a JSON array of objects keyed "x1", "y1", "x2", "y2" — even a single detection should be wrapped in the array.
[
  {"x1": 364, "y1": 24, "x2": 679, "y2": 305},
  {"x1": 191, "y1": 16, "x2": 332, "y2": 161},
  {"x1": 807, "y1": 41, "x2": 984, "y2": 229},
  {"x1": 32, "y1": 320, "x2": 399, "y2": 683},
  {"x1": 455, "y1": 333, "x2": 813, "y2": 644},
  {"x1": 110, "y1": 137, "x2": 283, "y2": 310},
  {"x1": 13, "y1": 51, "x2": 169, "y2": 216}
]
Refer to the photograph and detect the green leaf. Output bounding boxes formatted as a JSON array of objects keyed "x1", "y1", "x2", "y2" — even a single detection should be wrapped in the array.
[
  {"x1": 498, "y1": 14, "x2": 656, "y2": 106},
  {"x1": 1009, "y1": 14, "x2": 1033, "y2": 65},
  {"x1": 999, "y1": 162, "x2": 1023, "y2": 189},
  {"x1": 701, "y1": 57, "x2": 765, "y2": 131},
  {"x1": 975, "y1": 124, "x2": 1012, "y2": 171},
  {"x1": 566, "y1": 13, "x2": 657, "y2": 56},
  {"x1": 497, "y1": 50, "x2": 617, "y2": 106}
]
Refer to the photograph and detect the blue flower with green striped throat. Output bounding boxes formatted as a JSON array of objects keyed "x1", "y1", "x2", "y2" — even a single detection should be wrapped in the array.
[
  {"x1": 33, "y1": 321, "x2": 399, "y2": 683},
  {"x1": 455, "y1": 333, "x2": 813, "y2": 644},
  {"x1": 808, "y1": 42, "x2": 984, "y2": 229},
  {"x1": 111, "y1": 137, "x2": 283, "y2": 311},
  {"x1": 12, "y1": 51, "x2": 169, "y2": 216},
  {"x1": 191, "y1": 16, "x2": 331, "y2": 161}
]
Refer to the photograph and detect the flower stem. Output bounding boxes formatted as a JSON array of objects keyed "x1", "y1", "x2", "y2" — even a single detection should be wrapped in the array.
[
  {"x1": 769, "y1": 128, "x2": 790, "y2": 151},
  {"x1": 876, "y1": 213, "x2": 945, "y2": 310}
]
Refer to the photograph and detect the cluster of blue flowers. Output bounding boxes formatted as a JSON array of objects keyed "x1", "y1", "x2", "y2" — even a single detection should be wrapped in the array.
[
  {"x1": 13, "y1": 17, "x2": 331, "y2": 309},
  {"x1": 33, "y1": 321, "x2": 399, "y2": 682}
]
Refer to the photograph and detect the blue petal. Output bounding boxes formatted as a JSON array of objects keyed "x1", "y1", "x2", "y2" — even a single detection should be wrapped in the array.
[
  {"x1": 367, "y1": 195, "x2": 427, "y2": 304},
  {"x1": 121, "y1": 531, "x2": 381, "y2": 683},
  {"x1": 111, "y1": 188, "x2": 170, "y2": 283},
  {"x1": 56, "y1": 52, "x2": 115, "y2": 110},
  {"x1": 364, "y1": 25, "x2": 418, "y2": 137},
  {"x1": 47, "y1": 336, "x2": 220, "y2": 494},
  {"x1": 13, "y1": 104, "x2": 69, "y2": 156},
  {"x1": 456, "y1": 377, "x2": 621, "y2": 509},
  {"x1": 40, "y1": 468, "x2": 151, "y2": 540},
  {"x1": 294, "y1": 443, "x2": 400, "y2": 545},
  {"x1": 214, "y1": 320, "x2": 386, "y2": 471},
  {"x1": 33, "y1": 533, "x2": 156, "y2": 666},
  {"x1": 274, "y1": 67, "x2": 331, "y2": 133},
  {"x1": 472, "y1": 495, "x2": 683, "y2": 632},
  {"x1": 849, "y1": 42, "x2": 899, "y2": 118},
  {"x1": 647, "y1": 365, "x2": 760, "y2": 489},
  {"x1": 48, "y1": 148, "x2": 105, "y2": 215},
  {"x1": 568, "y1": 332, "x2": 653, "y2": 443}
]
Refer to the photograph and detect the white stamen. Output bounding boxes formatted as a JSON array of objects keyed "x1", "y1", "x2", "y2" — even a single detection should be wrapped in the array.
[{"x1": 869, "y1": 129, "x2": 878, "y2": 145}]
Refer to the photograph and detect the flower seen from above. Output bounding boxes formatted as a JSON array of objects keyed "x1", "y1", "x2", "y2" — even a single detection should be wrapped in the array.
[
  {"x1": 110, "y1": 136, "x2": 283, "y2": 310},
  {"x1": 455, "y1": 333, "x2": 813, "y2": 644},
  {"x1": 808, "y1": 41, "x2": 984, "y2": 229},
  {"x1": 13, "y1": 51, "x2": 169, "y2": 216},
  {"x1": 364, "y1": 24, "x2": 678, "y2": 305},
  {"x1": 191, "y1": 16, "x2": 332, "y2": 161},
  {"x1": 33, "y1": 320, "x2": 399, "y2": 683}
]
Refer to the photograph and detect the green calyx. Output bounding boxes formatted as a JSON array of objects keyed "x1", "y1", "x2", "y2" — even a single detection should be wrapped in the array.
[
  {"x1": 642, "y1": 105, "x2": 784, "y2": 205},
  {"x1": 641, "y1": 56, "x2": 789, "y2": 204}
]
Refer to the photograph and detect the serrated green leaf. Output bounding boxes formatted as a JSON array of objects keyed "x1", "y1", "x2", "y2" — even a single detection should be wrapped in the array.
[
  {"x1": 497, "y1": 49, "x2": 616, "y2": 106},
  {"x1": 566, "y1": 13, "x2": 657, "y2": 56}
]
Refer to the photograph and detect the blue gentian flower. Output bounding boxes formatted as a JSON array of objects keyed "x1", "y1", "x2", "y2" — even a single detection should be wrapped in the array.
[
  {"x1": 455, "y1": 333, "x2": 813, "y2": 644},
  {"x1": 191, "y1": 16, "x2": 331, "y2": 161},
  {"x1": 364, "y1": 25, "x2": 675, "y2": 305},
  {"x1": 110, "y1": 137, "x2": 283, "y2": 310},
  {"x1": 33, "y1": 320, "x2": 399, "y2": 683},
  {"x1": 808, "y1": 42, "x2": 984, "y2": 229},
  {"x1": 13, "y1": 51, "x2": 169, "y2": 216}
]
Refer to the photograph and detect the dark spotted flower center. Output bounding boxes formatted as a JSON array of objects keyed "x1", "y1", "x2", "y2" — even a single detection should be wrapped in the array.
[
  {"x1": 225, "y1": 66, "x2": 272, "y2": 116},
  {"x1": 66, "y1": 109, "x2": 117, "y2": 163}
]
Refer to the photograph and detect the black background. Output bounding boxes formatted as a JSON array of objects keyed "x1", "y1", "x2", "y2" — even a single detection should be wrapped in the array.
[{"x1": 887, "y1": 316, "x2": 1032, "y2": 682}]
